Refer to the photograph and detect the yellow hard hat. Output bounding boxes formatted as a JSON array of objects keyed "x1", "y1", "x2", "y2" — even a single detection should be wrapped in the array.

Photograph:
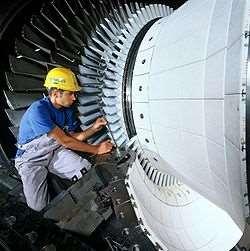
[{"x1": 44, "y1": 67, "x2": 81, "y2": 92}]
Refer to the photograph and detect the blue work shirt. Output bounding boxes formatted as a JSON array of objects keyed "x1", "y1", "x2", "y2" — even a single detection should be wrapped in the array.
[{"x1": 16, "y1": 97, "x2": 80, "y2": 156}]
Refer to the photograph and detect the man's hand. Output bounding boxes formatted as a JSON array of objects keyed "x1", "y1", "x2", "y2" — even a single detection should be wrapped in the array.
[
  {"x1": 92, "y1": 117, "x2": 107, "y2": 132},
  {"x1": 97, "y1": 140, "x2": 113, "y2": 154},
  {"x1": 69, "y1": 117, "x2": 108, "y2": 142}
]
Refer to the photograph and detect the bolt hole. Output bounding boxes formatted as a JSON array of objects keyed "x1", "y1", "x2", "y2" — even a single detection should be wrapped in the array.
[
  {"x1": 140, "y1": 113, "x2": 144, "y2": 119},
  {"x1": 145, "y1": 138, "x2": 149, "y2": 143},
  {"x1": 142, "y1": 59, "x2": 146, "y2": 64}
]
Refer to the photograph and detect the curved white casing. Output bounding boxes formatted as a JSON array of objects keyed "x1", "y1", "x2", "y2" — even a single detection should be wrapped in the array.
[{"x1": 129, "y1": 0, "x2": 250, "y2": 250}]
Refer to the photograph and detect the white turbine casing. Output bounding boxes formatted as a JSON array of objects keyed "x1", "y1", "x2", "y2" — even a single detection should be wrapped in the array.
[
  {"x1": 77, "y1": 0, "x2": 249, "y2": 249},
  {"x1": 128, "y1": 0, "x2": 250, "y2": 250},
  {"x1": 127, "y1": 159, "x2": 243, "y2": 251}
]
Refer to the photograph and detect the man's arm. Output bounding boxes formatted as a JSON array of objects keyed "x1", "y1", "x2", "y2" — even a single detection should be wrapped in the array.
[
  {"x1": 69, "y1": 126, "x2": 97, "y2": 141},
  {"x1": 48, "y1": 126, "x2": 113, "y2": 154},
  {"x1": 69, "y1": 117, "x2": 107, "y2": 141}
]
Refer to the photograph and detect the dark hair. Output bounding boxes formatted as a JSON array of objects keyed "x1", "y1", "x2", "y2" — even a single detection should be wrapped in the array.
[{"x1": 47, "y1": 87, "x2": 63, "y2": 96}]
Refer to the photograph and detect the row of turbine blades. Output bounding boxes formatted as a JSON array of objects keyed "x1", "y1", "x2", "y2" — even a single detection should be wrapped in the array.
[
  {"x1": 79, "y1": 1, "x2": 172, "y2": 147},
  {"x1": 3, "y1": 0, "x2": 178, "y2": 187},
  {"x1": 4, "y1": 0, "x2": 130, "y2": 144},
  {"x1": 128, "y1": 139, "x2": 181, "y2": 188}
]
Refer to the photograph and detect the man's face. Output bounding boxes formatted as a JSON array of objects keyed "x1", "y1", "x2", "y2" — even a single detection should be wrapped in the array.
[{"x1": 55, "y1": 90, "x2": 77, "y2": 107}]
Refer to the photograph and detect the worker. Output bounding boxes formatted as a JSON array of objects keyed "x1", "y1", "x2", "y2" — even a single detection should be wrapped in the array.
[{"x1": 15, "y1": 67, "x2": 113, "y2": 212}]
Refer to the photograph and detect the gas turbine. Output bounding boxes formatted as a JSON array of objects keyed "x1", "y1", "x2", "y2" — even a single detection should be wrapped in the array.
[{"x1": 2, "y1": 0, "x2": 250, "y2": 250}]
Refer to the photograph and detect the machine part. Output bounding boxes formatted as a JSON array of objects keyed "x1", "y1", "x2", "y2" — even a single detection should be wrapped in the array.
[
  {"x1": 0, "y1": 169, "x2": 20, "y2": 191},
  {"x1": 80, "y1": 1, "x2": 250, "y2": 250},
  {"x1": 94, "y1": 150, "x2": 156, "y2": 251},
  {"x1": 122, "y1": 18, "x2": 160, "y2": 139},
  {"x1": 0, "y1": 0, "x2": 249, "y2": 251},
  {"x1": 123, "y1": 1, "x2": 249, "y2": 250},
  {"x1": 44, "y1": 167, "x2": 112, "y2": 236},
  {"x1": 246, "y1": 18, "x2": 250, "y2": 222},
  {"x1": 0, "y1": 194, "x2": 96, "y2": 251}
]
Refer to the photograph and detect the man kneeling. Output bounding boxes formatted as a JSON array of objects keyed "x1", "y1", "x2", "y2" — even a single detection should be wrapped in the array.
[{"x1": 15, "y1": 67, "x2": 113, "y2": 211}]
